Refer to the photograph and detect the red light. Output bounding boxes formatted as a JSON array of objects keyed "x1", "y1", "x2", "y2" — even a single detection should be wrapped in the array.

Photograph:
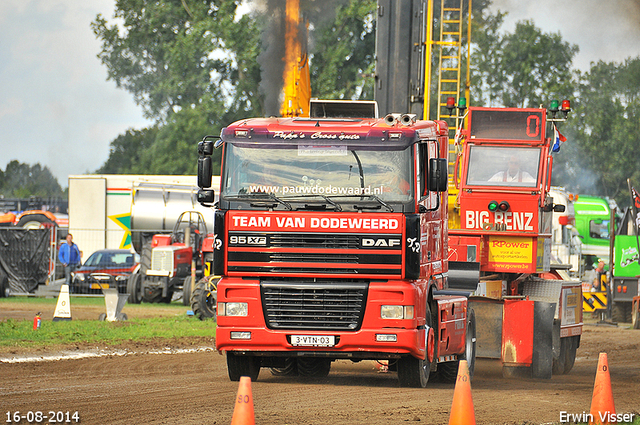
[
  {"x1": 558, "y1": 216, "x2": 569, "y2": 226},
  {"x1": 561, "y1": 100, "x2": 571, "y2": 112},
  {"x1": 498, "y1": 201, "x2": 510, "y2": 211},
  {"x1": 618, "y1": 286, "x2": 622, "y2": 293},
  {"x1": 623, "y1": 286, "x2": 627, "y2": 293},
  {"x1": 446, "y1": 97, "x2": 456, "y2": 109}
]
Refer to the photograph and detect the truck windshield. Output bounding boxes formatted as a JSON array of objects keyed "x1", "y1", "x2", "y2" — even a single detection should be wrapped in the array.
[
  {"x1": 465, "y1": 146, "x2": 540, "y2": 188},
  {"x1": 221, "y1": 143, "x2": 414, "y2": 210}
]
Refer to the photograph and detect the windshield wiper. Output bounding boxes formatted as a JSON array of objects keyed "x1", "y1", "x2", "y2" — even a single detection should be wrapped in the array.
[
  {"x1": 225, "y1": 192, "x2": 292, "y2": 210},
  {"x1": 327, "y1": 195, "x2": 394, "y2": 212},
  {"x1": 286, "y1": 194, "x2": 343, "y2": 211}
]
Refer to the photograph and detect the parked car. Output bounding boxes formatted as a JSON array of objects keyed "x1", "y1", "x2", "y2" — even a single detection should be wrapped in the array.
[{"x1": 72, "y1": 249, "x2": 139, "y2": 294}]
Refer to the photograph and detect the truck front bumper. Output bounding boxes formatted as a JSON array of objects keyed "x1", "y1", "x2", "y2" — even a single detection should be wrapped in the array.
[{"x1": 216, "y1": 326, "x2": 425, "y2": 360}]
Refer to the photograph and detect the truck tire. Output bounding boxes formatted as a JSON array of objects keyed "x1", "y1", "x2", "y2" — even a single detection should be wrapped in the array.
[
  {"x1": 142, "y1": 286, "x2": 172, "y2": 303},
  {"x1": 182, "y1": 276, "x2": 193, "y2": 306},
  {"x1": 552, "y1": 337, "x2": 567, "y2": 375},
  {"x1": 297, "y1": 358, "x2": 331, "y2": 378},
  {"x1": 16, "y1": 213, "x2": 54, "y2": 229},
  {"x1": 0, "y1": 269, "x2": 9, "y2": 298},
  {"x1": 127, "y1": 271, "x2": 142, "y2": 304},
  {"x1": 270, "y1": 358, "x2": 298, "y2": 376},
  {"x1": 434, "y1": 309, "x2": 476, "y2": 383},
  {"x1": 612, "y1": 302, "x2": 631, "y2": 323},
  {"x1": 462, "y1": 309, "x2": 477, "y2": 377},
  {"x1": 562, "y1": 336, "x2": 578, "y2": 374},
  {"x1": 397, "y1": 303, "x2": 433, "y2": 388},
  {"x1": 226, "y1": 352, "x2": 260, "y2": 382},
  {"x1": 190, "y1": 276, "x2": 218, "y2": 320},
  {"x1": 139, "y1": 243, "x2": 152, "y2": 275}
]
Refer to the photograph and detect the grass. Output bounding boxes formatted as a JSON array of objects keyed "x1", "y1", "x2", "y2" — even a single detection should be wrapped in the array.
[{"x1": 0, "y1": 297, "x2": 216, "y2": 352}]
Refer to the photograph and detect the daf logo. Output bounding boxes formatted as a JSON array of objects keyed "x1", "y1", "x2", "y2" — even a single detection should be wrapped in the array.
[{"x1": 362, "y1": 238, "x2": 401, "y2": 248}]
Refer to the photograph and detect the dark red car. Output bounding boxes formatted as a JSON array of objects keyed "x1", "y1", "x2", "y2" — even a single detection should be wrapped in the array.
[{"x1": 72, "y1": 249, "x2": 139, "y2": 294}]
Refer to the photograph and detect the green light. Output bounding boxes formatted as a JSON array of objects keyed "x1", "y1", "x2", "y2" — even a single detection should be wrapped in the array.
[
  {"x1": 549, "y1": 100, "x2": 559, "y2": 112},
  {"x1": 488, "y1": 201, "x2": 499, "y2": 212},
  {"x1": 458, "y1": 97, "x2": 467, "y2": 108}
]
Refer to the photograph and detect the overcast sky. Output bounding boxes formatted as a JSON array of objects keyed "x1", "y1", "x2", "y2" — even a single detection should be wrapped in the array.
[{"x1": 1, "y1": 0, "x2": 639, "y2": 187}]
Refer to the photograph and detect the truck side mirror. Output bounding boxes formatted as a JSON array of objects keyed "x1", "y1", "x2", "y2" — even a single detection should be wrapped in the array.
[
  {"x1": 429, "y1": 158, "x2": 448, "y2": 193},
  {"x1": 198, "y1": 139, "x2": 214, "y2": 155},
  {"x1": 198, "y1": 189, "x2": 215, "y2": 205},
  {"x1": 198, "y1": 157, "x2": 212, "y2": 189},
  {"x1": 553, "y1": 204, "x2": 566, "y2": 213}
]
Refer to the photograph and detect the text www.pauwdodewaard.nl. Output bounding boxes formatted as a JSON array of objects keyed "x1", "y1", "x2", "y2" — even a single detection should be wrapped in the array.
[{"x1": 248, "y1": 184, "x2": 385, "y2": 196}]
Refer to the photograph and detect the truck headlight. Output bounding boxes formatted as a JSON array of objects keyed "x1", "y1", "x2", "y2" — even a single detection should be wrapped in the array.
[
  {"x1": 75, "y1": 274, "x2": 85, "y2": 282},
  {"x1": 218, "y1": 302, "x2": 248, "y2": 317},
  {"x1": 381, "y1": 305, "x2": 414, "y2": 320}
]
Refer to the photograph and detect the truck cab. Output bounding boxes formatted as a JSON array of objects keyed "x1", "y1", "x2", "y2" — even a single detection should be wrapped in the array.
[{"x1": 197, "y1": 102, "x2": 475, "y2": 387}]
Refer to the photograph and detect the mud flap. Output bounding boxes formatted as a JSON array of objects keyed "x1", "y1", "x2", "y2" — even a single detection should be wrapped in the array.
[
  {"x1": 448, "y1": 261, "x2": 480, "y2": 291},
  {"x1": 532, "y1": 301, "x2": 555, "y2": 379}
]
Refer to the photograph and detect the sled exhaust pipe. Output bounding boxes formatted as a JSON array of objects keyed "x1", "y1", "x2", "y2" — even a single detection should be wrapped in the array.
[
  {"x1": 400, "y1": 114, "x2": 416, "y2": 126},
  {"x1": 384, "y1": 113, "x2": 400, "y2": 126}
]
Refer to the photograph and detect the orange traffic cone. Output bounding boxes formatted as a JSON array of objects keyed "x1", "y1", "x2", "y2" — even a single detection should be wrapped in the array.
[
  {"x1": 448, "y1": 360, "x2": 476, "y2": 425},
  {"x1": 231, "y1": 376, "x2": 255, "y2": 425},
  {"x1": 589, "y1": 353, "x2": 616, "y2": 425}
]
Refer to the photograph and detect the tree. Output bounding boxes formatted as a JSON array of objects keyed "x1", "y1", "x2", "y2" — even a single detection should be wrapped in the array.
[
  {"x1": 0, "y1": 161, "x2": 64, "y2": 198},
  {"x1": 93, "y1": 0, "x2": 379, "y2": 175},
  {"x1": 471, "y1": 19, "x2": 578, "y2": 108},
  {"x1": 91, "y1": 0, "x2": 261, "y2": 122},
  {"x1": 554, "y1": 57, "x2": 640, "y2": 206},
  {"x1": 310, "y1": 0, "x2": 376, "y2": 100},
  {"x1": 97, "y1": 127, "x2": 158, "y2": 174}
]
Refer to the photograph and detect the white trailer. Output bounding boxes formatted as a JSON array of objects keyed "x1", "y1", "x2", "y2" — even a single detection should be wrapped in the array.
[
  {"x1": 548, "y1": 187, "x2": 583, "y2": 277},
  {"x1": 67, "y1": 175, "x2": 220, "y2": 260}
]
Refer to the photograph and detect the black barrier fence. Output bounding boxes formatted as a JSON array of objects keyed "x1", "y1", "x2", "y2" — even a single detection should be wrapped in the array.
[{"x1": 0, "y1": 228, "x2": 52, "y2": 293}]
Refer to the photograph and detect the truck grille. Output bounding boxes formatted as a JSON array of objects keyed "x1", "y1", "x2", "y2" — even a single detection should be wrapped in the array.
[
  {"x1": 270, "y1": 233, "x2": 360, "y2": 249},
  {"x1": 261, "y1": 281, "x2": 368, "y2": 331},
  {"x1": 228, "y1": 231, "x2": 402, "y2": 277},
  {"x1": 150, "y1": 247, "x2": 174, "y2": 272}
]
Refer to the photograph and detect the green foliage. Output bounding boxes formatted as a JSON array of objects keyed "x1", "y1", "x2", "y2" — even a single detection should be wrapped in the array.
[
  {"x1": 91, "y1": 0, "x2": 262, "y2": 175},
  {"x1": 555, "y1": 57, "x2": 640, "y2": 205},
  {"x1": 91, "y1": 0, "x2": 255, "y2": 121},
  {"x1": 96, "y1": 127, "x2": 159, "y2": 174},
  {"x1": 310, "y1": 0, "x2": 376, "y2": 100},
  {"x1": 471, "y1": 19, "x2": 578, "y2": 108},
  {"x1": 0, "y1": 161, "x2": 64, "y2": 198}
]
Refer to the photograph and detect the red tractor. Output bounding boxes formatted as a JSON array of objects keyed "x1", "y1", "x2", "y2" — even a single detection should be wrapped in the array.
[{"x1": 127, "y1": 211, "x2": 218, "y2": 319}]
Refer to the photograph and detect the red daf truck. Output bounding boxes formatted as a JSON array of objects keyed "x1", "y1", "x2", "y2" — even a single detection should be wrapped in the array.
[
  {"x1": 196, "y1": 101, "x2": 477, "y2": 387},
  {"x1": 447, "y1": 105, "x2": 583, "y2": 378}
]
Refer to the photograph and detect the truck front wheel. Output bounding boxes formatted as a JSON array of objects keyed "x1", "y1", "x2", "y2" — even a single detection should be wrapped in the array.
[
  {"x1": 190, "y1": 276, "x2": 218, "y2": 320},
  {"x1": 227, "y1": 352, "x2": 260, "y2": 382},
  {"x1": 397, "y1": 303, "x2": 433, "y2": 388},
  {"x1": 126, "y1": 271, "x2": 142, "y2": 304},
  {"x1": 297, "y1": 358, "x2": 331, "y2": 378}
]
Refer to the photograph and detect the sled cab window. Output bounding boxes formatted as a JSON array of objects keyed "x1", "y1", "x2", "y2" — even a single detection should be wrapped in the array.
[{"x1": 465, "y1": 146, "x2": 540, "y2": 188}]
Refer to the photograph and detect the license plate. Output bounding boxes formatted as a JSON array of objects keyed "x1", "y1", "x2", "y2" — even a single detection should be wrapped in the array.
[
  {"x1": 90, "y1": 283, "x2": 110, "y2": 289},
  {"x1": 291, "y1": 335, "x2": 335, "y2": 347}
]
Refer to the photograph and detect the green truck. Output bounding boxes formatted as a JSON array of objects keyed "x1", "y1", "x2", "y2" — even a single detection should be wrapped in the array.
[
  {"x1": 573, "y1": 195, "x2": 612, "y2": 269},
  {"x1": 611, "y1": 207, "x2": 640, "y2": 323}
]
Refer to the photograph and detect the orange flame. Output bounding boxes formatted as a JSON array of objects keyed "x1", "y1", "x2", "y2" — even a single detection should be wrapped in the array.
[{"x1": 280, "y1": 0, "x2": 310, "y2": 117}]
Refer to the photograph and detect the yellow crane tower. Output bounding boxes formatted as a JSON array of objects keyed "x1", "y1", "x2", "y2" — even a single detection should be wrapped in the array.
[{"x1": 423, "y1": 0, "x2": 472, "y2": 228}]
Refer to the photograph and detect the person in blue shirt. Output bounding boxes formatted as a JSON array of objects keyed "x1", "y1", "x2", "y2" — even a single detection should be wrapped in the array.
[{"x1": 58, "y1": 233, "x2": 82, "y2": 286}]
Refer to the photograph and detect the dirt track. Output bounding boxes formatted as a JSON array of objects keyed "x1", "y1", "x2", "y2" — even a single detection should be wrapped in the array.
[{"x1": 1, "y1": 305, "x2": 639, "y2": 425}]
